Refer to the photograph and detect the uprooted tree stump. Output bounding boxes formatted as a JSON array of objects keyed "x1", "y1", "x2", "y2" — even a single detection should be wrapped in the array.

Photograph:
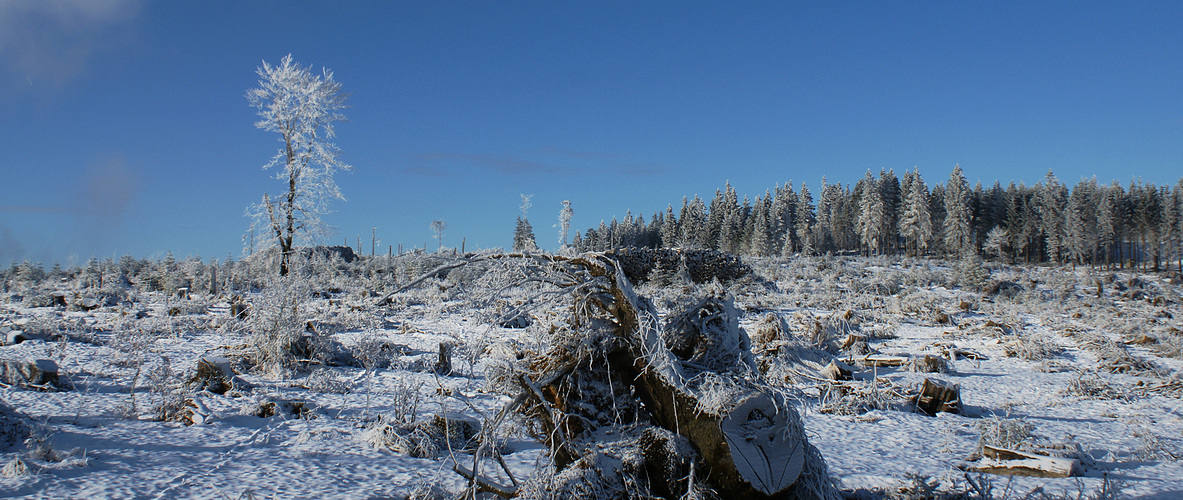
[{"x1": 475, "y1": 253, "x2": 835, "y2": 498}]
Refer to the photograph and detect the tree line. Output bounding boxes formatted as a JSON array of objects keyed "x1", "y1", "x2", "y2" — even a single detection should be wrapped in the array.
[{"x1": 570, "y1": 166, "x2": 1183, "y2": 271}]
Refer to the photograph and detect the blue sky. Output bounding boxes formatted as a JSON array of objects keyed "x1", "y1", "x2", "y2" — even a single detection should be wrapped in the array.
[{"x1": 2, "y1": 1, "x2": 1180, "y2": 265}]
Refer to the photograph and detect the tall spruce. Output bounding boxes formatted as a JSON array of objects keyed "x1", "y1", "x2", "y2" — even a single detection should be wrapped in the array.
[
  {"x1": 899, "y1": 168, "x2": 933, "y2": 257},
  {"x1": 943, "y1": 165, "x2": 973, "y2": 257}
]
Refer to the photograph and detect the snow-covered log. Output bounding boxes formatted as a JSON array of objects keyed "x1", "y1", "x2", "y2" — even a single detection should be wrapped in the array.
[{"x1": 972, "y1": 445, "x2": 1081, "y2": 478}]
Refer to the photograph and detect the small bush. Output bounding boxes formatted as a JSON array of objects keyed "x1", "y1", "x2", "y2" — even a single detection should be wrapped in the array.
[
  {"x1": 1061, "y1": 373, "x2": 1126, "y2": 400},
  {"x1": 977, "y1": 415, "x2": 1034, "y2": 451}
]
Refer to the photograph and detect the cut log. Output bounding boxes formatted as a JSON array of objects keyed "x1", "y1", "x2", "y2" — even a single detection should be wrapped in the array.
[
  {"x1": 913, "y1": 378, "x2": 960, "y2": 416},
  {"x1": 972, "y1": 445, "x2": 1080, "y2": 478},
  {"x1": 720, "y1": 394, "x2": 805, "y2": 495},
  {"x1": 843, "y1": 355, "x2": 908, "y2": 368}
]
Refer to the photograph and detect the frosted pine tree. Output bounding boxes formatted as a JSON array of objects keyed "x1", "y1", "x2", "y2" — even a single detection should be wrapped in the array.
[
  {"x1": 943, "y1": 164, "x2": 973, "y2": 257},
  {"x1": 661, "y1": 204, "x2": 679, "y2": 248},
  {"x1": 749, "y1": 195, "x2": 774, "y2": 256},
  {"x1": 703, "y1": 188, "x2": 727, "y2": 250},
  {"x1": 857, "y1": 170, "x2": 885, "y2": 255},
  {"x1": 514, "y1": 195, "x2": 537, "y2": 252},
  {"x1": 795, "y1": 183, "x2": 816, "y2": 256},
  {"x1": 1035, "y1": 170, "x2": 1068, "y2": 262},
  {"x1": 771, "y1": 181, "x2": 797, "y2": 254},
  {"x1": 1130, "y1": 181, "x2": 1163, "y2": 270},
  {"x1": 814, "y1": 178, "x2": 834, "y2": 253},
  {"x1": 898, "y1": 168, "x2": 932, "y2": 257},
  {"x1": 557, "y1": 200, "x2": 574, "y2": 249},
  {"x1": 1064, "y1": 179, "x2": 1098, "y2": 265},
  {"x1": 879, "y1": 168, "x2": 901, "y2": 253},
  {"x1": 983, "y1": 226, "x2": 1008, "y2": 261},
  {"x1": 1168, "y1": 181, "x2": 1183, "y2": 271},
  {"x1": 681, "y1": 196, "x2": 706, "y2": 249}
]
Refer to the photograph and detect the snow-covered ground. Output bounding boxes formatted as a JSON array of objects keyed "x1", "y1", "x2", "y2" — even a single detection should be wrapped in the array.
[{"x1": 1, "y1": 255, "x2": 1181, "y2": 499}]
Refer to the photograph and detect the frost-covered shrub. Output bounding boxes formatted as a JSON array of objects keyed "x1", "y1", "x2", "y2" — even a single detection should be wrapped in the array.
[
  {"x1": 1003, "y1": 333, "x2": 1063, "y2": 361},
  {"x1": 1061, "y1": 373, "x2": 1125, "y2": 401},
  {"x1": 784, "y1": 311, "x2": 841, "y2": 351},
  {"x1": 819, "y1": 379, "x2": 898, "y2": 415},
  {"x1": 363, "y1": 413, "x2": 480, "y2": 459},
  {"x1": 245, "y1": 276, "x2": 330, "y2": 378},
  {"x1": 241, "y1": 397, "x2": 314, "y2": 419},
  {"x1": 0, "y1": 401, "x2": 32, "y2": 452},
  {"x1": 0, "y1": 457, "x2": 32, "y2": 478},
  {"x1": 976, "y1": 416, "x2": 1034, "y2": 451},
  {"x1": 949, "y1": 255, "x2": 991, "y2": 292},
  {"x1": 1151, "y1": 330, "x2": 1183, "y2": 360},
  {"x1": 303, "y1": 368, "x2": 350, "y2": 394}
]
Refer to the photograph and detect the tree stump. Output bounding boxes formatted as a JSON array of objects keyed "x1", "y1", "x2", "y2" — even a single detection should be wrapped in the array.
[
  {"x1": 914, "y1": 378, "x2": 961, "y2": 416},
  {"x1": 0, "y1": 359, "x2": 69, "y2": 391}
]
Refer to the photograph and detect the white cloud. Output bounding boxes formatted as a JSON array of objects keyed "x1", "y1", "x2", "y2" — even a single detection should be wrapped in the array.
[{"x1": 0, "y1": 0, "x2": 142, "y2": 89}]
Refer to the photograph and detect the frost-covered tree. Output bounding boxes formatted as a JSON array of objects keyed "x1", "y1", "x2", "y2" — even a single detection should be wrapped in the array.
[
  {"x1": 857, "y1": 170, "x2": 885, "y2": 255},
  {"x1": 1064, "y1": 179, "x2": 1097, "y2": 266},
  {"x1": 513, "y1": 217, "x2": 537, "y2": 252},
  {"x1": 898, "y1": 168, "x2": 932, "y2": 257},
  {"x1": 795, "y1": 183, "x2": 816, "y2": 256},
  {"x1": 771, "y1": 182, "x2": 797, "y2": 254},
  {"x1": 749, "y1": 194, "x2": 774, "y2": 256},
  {"x1": 1035, "y1": 170, "x2": 1068, "y2": 262},
  {"x1": 1096, "y1": 181, "x2": 1124, "y2": 267},
  {"x1": 681, "y1": 195, "x2": 706, "y2": 248},
  {"x1": 557, "y1": 200, "x2": 574, "y2": 249},
  {"x1": 245, "y1": 54, "x2": 351, "y2": 276},
  {"x1": 814, "y1": 178, "x2": 835, "y2": 253},
  {"x1": 431, "y1": 220, "x2": 447, "y2": 253},
  {"x1": 943, "y1": 165, "x2": 973, "y2": 257},
  {"x1": 702, "y1": 188, "x2": 727, "y2": 250},
  {"x1": 879, "y1": 168, "x2": 901, "y2": 253},
  {"x1": 1130, "y1": 180, "x2": 1163, "y2": 270},
  {"x1": 514, "y1": 194, "x2": 537, "y2": 252},
  {"x1": 660, "y1": 204, "x2": 679, "y2": 248},
  {"x1": 983, "y1": 226, "x2": 1007, "y2": 261},
  {"x1": 1167, "y1": 180, "x2": 1183, "y2": 271}
]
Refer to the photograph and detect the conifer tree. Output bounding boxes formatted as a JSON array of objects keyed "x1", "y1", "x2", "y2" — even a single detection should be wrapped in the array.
[
  {"x1": 1035, "y1": 170, "x2": 1068, "y2": 262},
  {"x1": 796, "y1": 183, "x2": 816, "y2": 256},
  {"x1": 661, "y1": 204, "x2": 679, "y2": 248},
  {"x1": 943, "y1": 165, "x2": 973, "y2": 257},
  {"x1": 681, "y1": 196, "x2": 706, "y2": 249},
  {"x1": 899, "y1": 168, "x2": 933, "y2": 256},
  {"x1": 857, "y1": 170, "x2": 886, "y2": 255}
]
